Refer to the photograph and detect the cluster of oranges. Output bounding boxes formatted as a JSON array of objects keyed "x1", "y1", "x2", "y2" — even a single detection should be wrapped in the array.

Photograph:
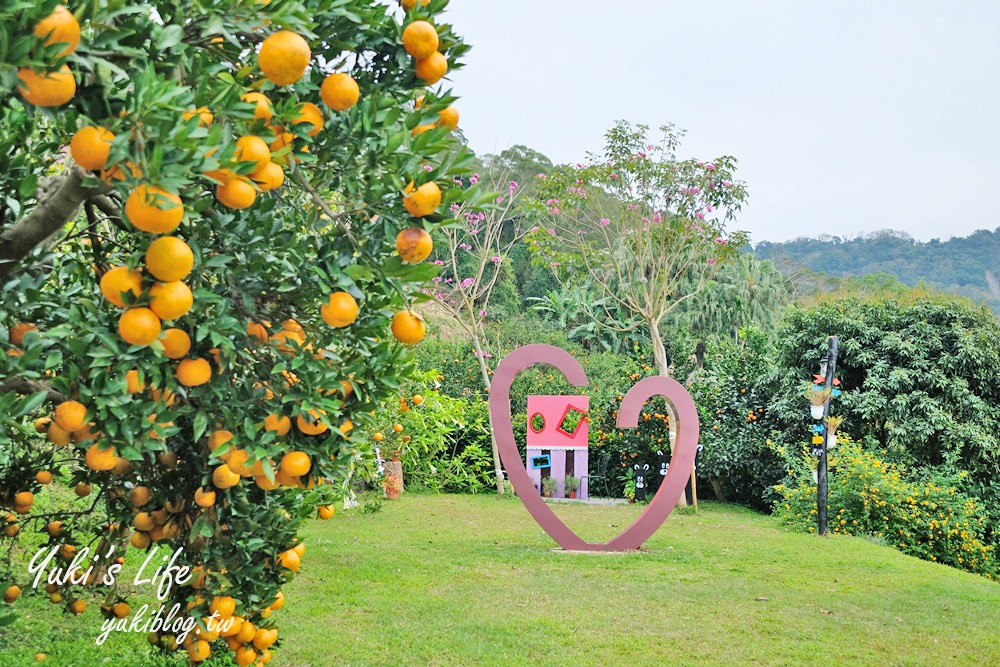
[{"x1": 171, "y1": 592, "x2": 284, "y2": 664}]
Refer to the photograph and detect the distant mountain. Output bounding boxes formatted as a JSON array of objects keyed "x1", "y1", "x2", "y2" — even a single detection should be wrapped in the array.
[{"x1": 753, "y1": 228, "x2": 1000, "y2": 312}]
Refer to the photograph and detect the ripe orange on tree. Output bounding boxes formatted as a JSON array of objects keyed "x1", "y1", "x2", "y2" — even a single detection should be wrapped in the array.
[
  {"x1": 317, "y1": 505, "x2": 335, "y2": 520},
  {"x1": 296, "y1": 410, "x2": 328, "y2": 435},
  {"x1": 10, "y1": 322, "x2": 37, "y2": 345},
  {"x1": 216, "y1": 176, "x2": 257, "y2": 209},
  {"x1": 265, "y1": 414, "x2": 291, "y2": 436},
  {"x1": 415, "y1": 52, "x2": 448, "y2": 85},
  {"x1": 35, "y1": 470, "x2": 53, "y2": 485},
  {"x1": 159, "y1": 328, "x2": 191, "y2": 359},
  {"x1": 402, "y1": 21, "x2": 439, "y2": 59},
  {"x1": 391, "y1": 310, "x2": 427, "y2": 344},
  {"x1": 85, "y1": 444, "x2": 118, "y2": 471},
  {"x1": 194, "y1": 487, "x2": 216, "y2": 508},
  {"x1": 235, "y1": 136, "x2": 271, "y2": 172},
  {"x1": 149, "y1": 280, "x2": 193, "y2": 321},
  {"x1": 293, "y1": 102, "x2": 324, "y2": 136},
  {"x1": 259, "y1": 30, "x2": 311, "y2": 86},
  {"x1": 34, "y1": 6, "x2": 80, "y2": 56},
  {"x1": 401, "y1": 0, "x2": 430, "y2": 8},
  {"x1": 396, "y1": 227, "x2": 433, "y2": 263},
  {"x1": 47, "y1": 423, "x2": 71, "y2": 446},
  {"x1": 118, "y1": 308, "x2": 161, "y2": 346},
  {"x1": 70, "y1": 126, "x2": 114, "y2": 170},
  {"x1": 247, "y1": 321, "x2": 270, "y2": 343},
  {"x1": 252, "y1": 162, "x2": 285, "y2": 192},
  {"x1": 54, "y1": 400, "x2": 87, "y2": 431},
  {"x1": 145, "y1": 236, "x2": 194, "y2": 282},
  {"x1": 212, "y1": 464, "x2": 240, "y2": 489},
  {"x1": 126, "y1": 185, "x2": 184, "y2": 234},
  {"x1": 4, "y1": 585, "x2": 22, "y2": 604},
  {"x1": 17, "y1": 66, "x2": 76, "y2": 107},
  {"x1": 241, "y1": 91, "x2": 274, "y2": 122},
  {"x1": 176, "y1": 358, "x2": 212, "y2": 387},
  {"x1": 320, "y1": 73, "x2": 360, "y2": 111},
  {"x1": 403, "y1": 181, "x2": 441, "y2": 217},
  {"x1": 183, "y1": 107, "x2": 214, "y2": 126},
  {"x1": 99, "y1": 266, "x2": 143, "y2": 308},
  {"x1": 320, "y1": 291, "x2": 359, "y2": 328},
  {"x1": 280, "y1": 451, "x2": 311, "y2": 477},
  {"x1": 436, "y1": 106, "x2": 459, "y2": 130},
  {"x1": 277, "y1": 549, "x2": 300, "y2": 572}
]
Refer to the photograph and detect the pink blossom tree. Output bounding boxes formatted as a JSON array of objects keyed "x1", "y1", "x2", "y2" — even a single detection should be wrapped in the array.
[{"x1": 428, "y1": 170, "x2": 529, "y2": 492}]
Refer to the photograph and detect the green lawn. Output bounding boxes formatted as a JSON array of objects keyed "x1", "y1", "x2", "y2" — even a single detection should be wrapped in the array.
[{"x1": 2, "y1": 495, "x2": 998, "y2": 666}]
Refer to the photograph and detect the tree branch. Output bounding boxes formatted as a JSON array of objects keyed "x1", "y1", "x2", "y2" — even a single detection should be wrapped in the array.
[
  {"x1": 0, "y1": 168, "x2": 99, "y2": 278},
  {"x1": 0, "y1": 376, "x2": 68, "y2": 405}
]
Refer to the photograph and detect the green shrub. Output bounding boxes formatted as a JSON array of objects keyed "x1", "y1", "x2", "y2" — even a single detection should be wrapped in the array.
[{"x1": 772, "y1": 438, "x2": 999, "y2": 581}]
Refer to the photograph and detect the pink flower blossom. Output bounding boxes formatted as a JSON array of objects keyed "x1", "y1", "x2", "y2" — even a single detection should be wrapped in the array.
[
  {"x1": 479, "y1": 309, "x2": 487, "y2": 317},
  {"x1": 496, "y1": 196, "x2": 505, "y2": 204},
  {"x1": 714, "y1": 237, "x2": 728, "y2": 246},
  {"x1": 530, "y1": 226, "x2": 539, "y2": 232},
  {"x1": 449, "y1": 203, "x2": 461, "y2": 213},
  {"x1": 422, "y1": 164, "x2": 433, "y2": 172},
  {"x1": 460, "y1": 278, "x2": 475, "y2": 288},
  {"x1": 599, "y1": 218, "x2": 610, "y2": 227},
  {"x1": 490, "y1": 256, "x2": 501, "y2": 263},
  {"x1": 610, "y1": 173, "x2": 619, "y2": 181},
  {"x1": 707, "y1": 258, "x2": 717, "y2": 265},
  {"x1": 432, "y1": 259, "x2": 444, "y2": 265},
  {"x1": 548, "y1": 228, "x2": 556, "y2": 236},
  {"x1": 509, "y1": 181, "x2": 519, "y2": 192},
  {"x1": 536, "y1": 173, "x2": 547, "y2": 180}
]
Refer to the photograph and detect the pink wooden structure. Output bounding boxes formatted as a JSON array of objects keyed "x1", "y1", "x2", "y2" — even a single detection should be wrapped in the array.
[{"x1": 526, "y1": 395, "x2": 589, "y2": 499}]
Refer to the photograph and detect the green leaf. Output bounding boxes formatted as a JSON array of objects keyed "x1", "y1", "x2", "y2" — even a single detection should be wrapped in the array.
[{"x1": 14, "y1": 391, "x2": 47, "y2": 419}]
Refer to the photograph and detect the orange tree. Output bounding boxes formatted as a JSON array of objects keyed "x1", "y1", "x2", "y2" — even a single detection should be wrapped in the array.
[{"x1": 0, "y1": 0, "x2": 470, "y2": 662}]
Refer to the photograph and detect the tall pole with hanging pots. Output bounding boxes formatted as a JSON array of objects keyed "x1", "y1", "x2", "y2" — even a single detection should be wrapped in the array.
[{"x1": 817, "y1": 336, "x2": 839, "y2": 536}]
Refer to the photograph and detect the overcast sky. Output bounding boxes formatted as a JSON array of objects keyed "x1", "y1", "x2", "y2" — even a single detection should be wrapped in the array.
[{"x1": 442, "y1": 1, "x2": 1000, "y2": 244}]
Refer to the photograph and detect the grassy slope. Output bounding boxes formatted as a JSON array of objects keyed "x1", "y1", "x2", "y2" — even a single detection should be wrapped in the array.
[
  {"x1": 1, "y1": 496, "x2": 997, "y2": 666},
  {"x1": 275, "y1": 496, "x2": 999, "y2": 667}
]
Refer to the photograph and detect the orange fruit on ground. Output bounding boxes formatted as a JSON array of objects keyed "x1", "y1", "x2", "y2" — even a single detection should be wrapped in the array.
[
  {"x1": 403, "y1": 181, "x2": 441, "y2": 217},
  {"x1": 296, "y1": 411, "x2": 328, "y2": 436},
  {"x1": 85, "y1": 444, "x2": 118, "y2": 471},
  {"x1": 146, "y1": 236, "x2": 194, "y2": 282},
  {"x1": 373, "y1": 432, "x2": 385, "y2": 442},
  {"x1": 320, "y1": 73, "x2": 360, "y2": 111},
  {"x1": 259, "y1": 30, "x2": 311, "y2": 86},
  {"x1": 34, "y1": 6, "x2": 80, "y2": 56},
  {"x1": 10, "y1": 322, "x2": 38, "y2": 345},
  {"x1": 412, "y1": 394, "x2": 424, "y2": 405},
  {"x1": 119, "y1": 308, "x2": 161, "y2": 346},
  {"x1": 18, "y1": 66, "x2": 76, "y2": 107},
  {"x1": 264, "y1": 414, "x2": 291, "y2": 436},
  {"x1": 277, "y1": 549, "x2": 300, "y2": 572},
  {"x1": 47, "y1": 423, "x2": 71, "y2": 446},
  {"x1": 436, "y1": 106, "x2": 459, "y2": 130},
  {"x1": 183, "y1": 107, "x2": 213, "y2": 126},
  {"x1": 393, "y1": 423, "x2": 404, "y2": 433},
  {"x1": 216, "y1": 176, "x2": 257, "y2": 209},
  {"x1": 293, "y1": 102, "x2": 324, "y2": 136},
  {"x1": 99, "y1": 266, "x2": 143, "y2": 308},
  {"x1": 74, "y1": 482, "x2": 92, "y2": 497},
  {"x1": 415, "y1": 51, "x2": 448, "y2": 85},
  {"x1": 391, "y1": 310, "x2": 427, "y2": 344},
  {"x1": 321, "y1": 291, "x2": 359, "y2": 328},
  {"x1": 35, "y1": 470, "x2": 53, "y2": 485},
  {"x1": 148, "y1": 280, "x2": 192, "y2": 321},
  {"x1": 210, "y1": 596, "x2": 236, "y2": 618},
  {"x1": 241, "y1": 91, "x2": 273, "y2": 122},
  {"x1": 396, "y1": 227, "x2": 433, "y2": 263},
  {"x1": 113, "y1": 602, "x2": 130, "y2": 618},
  {"x1": 235, "y1": 646, "x2": 257, "y2": 666},
  {"x1": 194, "y1": 487, "x2": 216, "y2": 508},
  {"x1": 54, "y1": 400, "x2": 87, "y2": 431},
  {"x1": 402, "y1": 20, "x2": 439, "y2": 59},
  {"x1": 176, "y1": 358, "x2": 212, "y2": 387},
  {"x1": 159, "y1": 328, "x2": 191, "y2": 359},
  {"x1": 235, "y1": 136, "x2": 271, "y2": 172},
  {"x1": 252, "y1": 161, "x2": 284, "y2": 192},
  {"x1": 68, "y1": 598, "x2": 86, "y2": 614},
  {"x1": 281, "y1": 451, "x2": 311, "y2": 476},
  {"x1": 212, "y1": 464, "x2": 240, "y2": 489},
  {"x1": 4, "y1": 585, "x2": 22, "y2": 603},
  {"x1": 247, "y1": 321, "x2": 270, "y2": 343},
  {"x1": 126, "y1": 185, "x2": 184, "y2": 234},
  {"x1": 70, "y1": 126, "x2": 114, "y2": 170},
  {"x1": 318, "y1": 505, "x2": 335, "y2": 520}
]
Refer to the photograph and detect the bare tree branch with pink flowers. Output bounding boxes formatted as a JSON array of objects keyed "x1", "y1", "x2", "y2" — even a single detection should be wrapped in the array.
[{"x1": 426, "y1": 168, "x2": 530, "y2": 493}]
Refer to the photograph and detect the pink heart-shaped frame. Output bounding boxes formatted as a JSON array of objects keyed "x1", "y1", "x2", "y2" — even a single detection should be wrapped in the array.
[{"x1": 489, "y1": 344, "x2": 700, "y2": 551}]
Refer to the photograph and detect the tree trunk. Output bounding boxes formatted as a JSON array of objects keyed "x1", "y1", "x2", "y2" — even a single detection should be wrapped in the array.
[
  {"x1": 649, "y1": 319, "x2": 686, "y2": 507},
  {"x1": 472, "y1": 330, "x2": 506, "y2": 495}
]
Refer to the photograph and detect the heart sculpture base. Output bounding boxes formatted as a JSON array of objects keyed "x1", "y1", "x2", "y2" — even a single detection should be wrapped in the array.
[{"x1": 489, "y1": 344, "x2": 700, "y2": 552}]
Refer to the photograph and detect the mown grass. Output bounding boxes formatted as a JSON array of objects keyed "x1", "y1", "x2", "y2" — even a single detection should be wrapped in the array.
[{"x1": 2, "y1": 495, "x2": 998, "y2": 666}]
